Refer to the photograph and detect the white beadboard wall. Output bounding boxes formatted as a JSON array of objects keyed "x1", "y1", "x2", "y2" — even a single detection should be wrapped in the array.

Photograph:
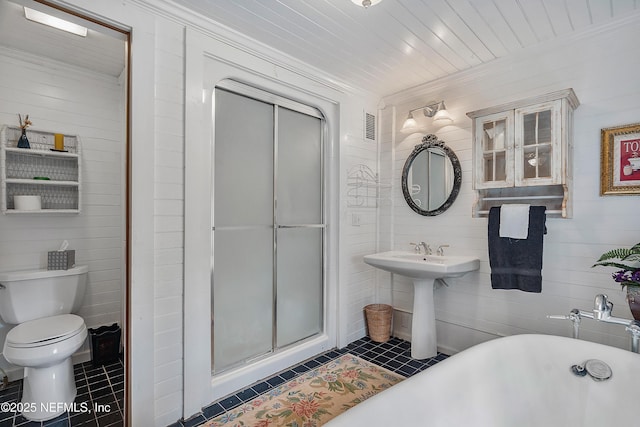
[
  {"x1": 380, "y1": 17, "x2": 640, "y2": 354},
  {"x1": 152, "y1": 16, "x2": 185, "y2": 425},
  {"x1": 341, "y1": 107, "x2": 381, "y2": 345},
  {"x1": 0, "y1": 48, "x2": 125, "y2": 372}
]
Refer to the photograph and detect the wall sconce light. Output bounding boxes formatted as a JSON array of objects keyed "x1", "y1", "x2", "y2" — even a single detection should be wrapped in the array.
[{"x1": 400, "y1": 101, "x2": 453, "y2": 134}]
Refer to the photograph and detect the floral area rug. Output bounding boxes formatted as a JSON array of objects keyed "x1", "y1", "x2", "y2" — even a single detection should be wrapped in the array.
[{"x1": 201, "y1": 353, "x2": 404, "y2": 427}]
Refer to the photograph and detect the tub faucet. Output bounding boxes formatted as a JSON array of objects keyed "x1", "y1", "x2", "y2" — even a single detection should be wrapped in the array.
[
  {"x1": 582, "y1": 294, "x2": 630, "y2": 326},
  {"x1": 593, "y1": 294, "x2": 613, "y2": 320},
  {"x1": 549, "y1": 294, "x2": 640, "y2": 353}
]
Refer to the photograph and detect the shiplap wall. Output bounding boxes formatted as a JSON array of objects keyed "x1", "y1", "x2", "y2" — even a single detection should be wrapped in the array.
[
  {"x1": 0, "y1": 47, "x2": 125, "y2": 370},
  {"x1": 152, "y1": 16, "x2": 185, "y2": 424},
  {"x1": 380, "y1": 17, "x2": 640, "y2": 353},
  {"x1": 341, "y1": 108, "x2": 380, "y2": 345}
]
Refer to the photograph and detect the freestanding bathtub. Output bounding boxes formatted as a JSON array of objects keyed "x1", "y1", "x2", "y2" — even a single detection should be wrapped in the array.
[{"x1": 326, "y1": 334, "x2": 640, "y2": 427}]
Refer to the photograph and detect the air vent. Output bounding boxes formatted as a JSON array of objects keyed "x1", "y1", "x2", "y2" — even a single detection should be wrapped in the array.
[{"x1": 364, "y1": 111, "x2": 376, "y2": 142}]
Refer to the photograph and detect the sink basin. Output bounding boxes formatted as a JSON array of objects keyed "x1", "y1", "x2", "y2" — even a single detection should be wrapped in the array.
[
  {"x1": 364, "y1": 251, "x2": 480, "y2": 360},
  {"x1": 364, "y1": 251, "x2": 480, "y2": 279}
]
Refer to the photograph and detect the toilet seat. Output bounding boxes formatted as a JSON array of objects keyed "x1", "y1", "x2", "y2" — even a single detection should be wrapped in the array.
[{"x1": 6, "y1": 314, "x2": 85, "y2": 348}]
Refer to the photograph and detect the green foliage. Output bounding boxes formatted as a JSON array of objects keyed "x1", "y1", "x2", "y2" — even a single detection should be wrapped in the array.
[
  {"x1": 593, "y1": 242, "x2": 640, "y2": 269},
  {"x1": 593, "y1": 242, "x2": 640, "y2": 288}
]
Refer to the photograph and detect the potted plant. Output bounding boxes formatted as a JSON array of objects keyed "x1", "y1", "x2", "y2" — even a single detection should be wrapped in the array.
[{"x1": 593, "y1": 242, "x2": 640, "y2": 320}]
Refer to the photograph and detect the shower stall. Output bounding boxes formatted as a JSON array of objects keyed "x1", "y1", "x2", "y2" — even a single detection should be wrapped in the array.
[{"x1": 212, "y1": 81, "x2": 325, "y2": 374}]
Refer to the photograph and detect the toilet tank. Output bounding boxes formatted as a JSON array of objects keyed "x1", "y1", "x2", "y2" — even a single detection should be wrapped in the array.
[{"x1": 0, "y1": 265, "x2": 88, "y2": 324}]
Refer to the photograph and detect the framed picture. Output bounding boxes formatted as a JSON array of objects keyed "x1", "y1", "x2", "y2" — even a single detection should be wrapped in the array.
[{"x1": 600, "y1": 123, "x2": 640, "y2": 195}]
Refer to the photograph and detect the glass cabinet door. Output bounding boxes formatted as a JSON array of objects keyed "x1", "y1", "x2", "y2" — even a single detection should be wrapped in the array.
[
  {"x1": 474, "y1": 111, "x2": 514, "y2": 189},
  {"x1": 514, "y1": 100, "x2": 561, "y2": 186}
]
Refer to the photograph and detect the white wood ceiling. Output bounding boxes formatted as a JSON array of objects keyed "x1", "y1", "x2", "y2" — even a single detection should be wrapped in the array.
[
  {"x1": 172, "y1": 0, "x2": 640, "y2": 96},
  {"x1": 0, "y1": 1, "x2": 126, "y2": 78},
  {"x1": 2, "y1": 1, "x2": 639, "y2": 94}
]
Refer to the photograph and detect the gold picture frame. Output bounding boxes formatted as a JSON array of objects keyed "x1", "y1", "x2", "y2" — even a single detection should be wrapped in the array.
[{"x1": 600, "y1": 123, "x2": 640, "y2": 195}]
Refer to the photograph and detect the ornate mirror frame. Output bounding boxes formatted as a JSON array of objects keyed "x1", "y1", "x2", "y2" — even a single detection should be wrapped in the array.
[{"x1": 401, "y1": 134, "x2": 462, "y2": 216}]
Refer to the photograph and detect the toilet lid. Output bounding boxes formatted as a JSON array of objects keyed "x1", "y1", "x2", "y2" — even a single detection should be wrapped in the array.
[{"x1": 6, "y1": 314, "x2": 86, "y2": 348}]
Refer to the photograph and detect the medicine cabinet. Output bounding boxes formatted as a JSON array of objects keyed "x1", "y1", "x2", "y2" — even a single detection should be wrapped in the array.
[
  {"x1": 467, "y1": 89, "x2": 579, "y2": 218},
  {"x1": 1, "y1": 125, "x2": 81, "y2": 214}
]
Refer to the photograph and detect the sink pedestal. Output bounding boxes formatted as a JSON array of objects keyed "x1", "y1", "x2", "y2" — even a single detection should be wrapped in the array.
[
  {"x1": 362, "y1": 251, "x2": 480, "y2": 360},
  {"x1": 411, "y1": 278, "x2": 437, "y2": 359}
]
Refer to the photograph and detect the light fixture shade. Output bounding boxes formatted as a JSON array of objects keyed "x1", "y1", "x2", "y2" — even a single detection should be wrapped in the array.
[
  {"x1": 350, "y1": 0, "x2": 383, "y2": 8},
  {"x1": 433, "y1": 102, "x2": 453, "y2": 124},
  {"x1": 24, "y1": 7, "x2": 88, "y2": 37},
  {"x1": 400, "y1": 113, "x2": 419, "y2": 134}
]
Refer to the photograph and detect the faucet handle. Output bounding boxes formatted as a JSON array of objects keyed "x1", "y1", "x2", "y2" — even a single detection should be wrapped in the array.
[
  {"x1": 436, "y1": 244, "x2": 450, "y2": 256},
  {"x1": 409, "y1": 242, "x2": 421, "y2": 254}
]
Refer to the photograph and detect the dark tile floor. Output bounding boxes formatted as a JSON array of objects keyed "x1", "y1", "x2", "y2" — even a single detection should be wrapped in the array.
[
  {"x1": 174, "y1": 336, "x2": 449, "y2": 427},
  {"x1": 0, "y1": 359, "x2": 124, "y2": 427}
]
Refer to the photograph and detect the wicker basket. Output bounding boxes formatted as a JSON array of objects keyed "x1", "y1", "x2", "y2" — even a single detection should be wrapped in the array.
[{"x1": 364, "y1": 304, "x2": 393, "y2": 343}]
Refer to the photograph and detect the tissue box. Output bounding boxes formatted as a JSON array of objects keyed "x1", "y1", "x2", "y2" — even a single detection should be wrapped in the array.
[{"x1": 48, "y1": 250, "x2": 75, "y2": 270}]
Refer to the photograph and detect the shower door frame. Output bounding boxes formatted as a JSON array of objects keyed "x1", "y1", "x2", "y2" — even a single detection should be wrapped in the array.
[
  {"x1": 184, "y1": 34, "x2": 341, "y2": 411},
  {"x1": 212, "y1": 80, "x2": 326, "y2": 374}
]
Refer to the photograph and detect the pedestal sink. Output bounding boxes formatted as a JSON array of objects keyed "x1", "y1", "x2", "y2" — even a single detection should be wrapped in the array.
[{"x1": 364, "y1": 251, "x2": 480, "y2": 359}]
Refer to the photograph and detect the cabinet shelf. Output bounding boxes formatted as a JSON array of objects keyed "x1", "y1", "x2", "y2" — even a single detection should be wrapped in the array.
[
  {"x1": 6, "y1": 178, "x2": 80, "y2": 187},
  {"x1": 4, "y1": 147, "x2": 79, "y2": 159},
  {"x1": 1, "y1": 125, "x2": 82, "y2": 214},
  {"x1": 481, "y1": 195, "x2": 564, "y2": 201},
  {"x1": 5, "y1": 209, "x2": 80, "y2": 214}
]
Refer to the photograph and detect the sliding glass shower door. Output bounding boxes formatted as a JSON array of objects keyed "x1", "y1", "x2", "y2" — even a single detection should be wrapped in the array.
[{"x1": 212, "y1": 83, "x2": 324, "y2": 373}]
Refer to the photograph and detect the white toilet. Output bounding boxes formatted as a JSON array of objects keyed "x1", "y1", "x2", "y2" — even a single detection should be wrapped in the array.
[{"x1": 0, "y1": 265, "x2": 88, "y2": 422}]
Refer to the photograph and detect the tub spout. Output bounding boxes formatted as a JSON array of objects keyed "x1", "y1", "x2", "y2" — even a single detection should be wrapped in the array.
[
  {"x1": 591, "y1": 294, "x2": 630, "y2": 326},
  {"x1": 593, "y1": 294, "x2": 613, "y2": 320}
]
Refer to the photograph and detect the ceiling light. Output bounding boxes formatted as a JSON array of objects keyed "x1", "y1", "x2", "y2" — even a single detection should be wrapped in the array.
[
  {"x1": 24, "y1": 7, "x2": 88, "y2": 37},
  {"x1": 350, "y1": 0, "x2": 383, "y2": 8},
  {"x1": 400, "y1": 100, "x2": 453, "y2": 133}
]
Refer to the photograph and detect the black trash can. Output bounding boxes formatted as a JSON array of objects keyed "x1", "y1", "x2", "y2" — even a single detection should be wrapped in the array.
[{"x1": 88, "y1": 323, "x2": 121, "y2": 367}]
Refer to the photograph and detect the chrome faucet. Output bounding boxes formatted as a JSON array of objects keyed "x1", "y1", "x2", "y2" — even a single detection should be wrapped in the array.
[
  {"x1": 436, "y1": 244, "x2": 449, "y2": 256},
  {"x1": 410, "y1": 242, "x2": 431, "y2": 255},
  {"x1": 419, "y1": 242, "x2": 431, "y2": 255},
  {"x1": 548, "y1": 294, "x2": 640, "y2": 353},
  {"x1": 593, "y1": 294, "x2": 613, "y2": 320}
]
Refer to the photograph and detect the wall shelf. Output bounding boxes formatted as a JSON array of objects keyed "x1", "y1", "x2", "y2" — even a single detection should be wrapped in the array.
[
  {"x1": 473, "y1": 185, "x2": 568, "y2": 218},
  {"x1": 347, "y1": 164, "x2": 388, "y2": 208},
  {"x1": 1, "y1": 125, "x2": 82, "y2": 214}
]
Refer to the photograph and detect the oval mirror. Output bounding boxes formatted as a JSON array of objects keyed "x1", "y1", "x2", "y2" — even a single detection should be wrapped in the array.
[{"x1": 401, "y1": 134, "x2": 462, "y2": 216}]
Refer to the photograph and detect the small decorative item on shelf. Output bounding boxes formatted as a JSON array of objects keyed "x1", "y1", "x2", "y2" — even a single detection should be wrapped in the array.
[
  {"x1": 17, "y1": 113, "x2": 32, "y2": 149},
  {"x1": 593, "y1": 242, "x2": 640, "y2": 320},
  {"x1": 54, "y1": 133, "x2": 65, "y2": 151}
]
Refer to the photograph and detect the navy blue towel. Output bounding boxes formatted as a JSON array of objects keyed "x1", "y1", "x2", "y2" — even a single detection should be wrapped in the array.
[{"x1": 488, "y1": 206, "x2": 546, "y2": 293}]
